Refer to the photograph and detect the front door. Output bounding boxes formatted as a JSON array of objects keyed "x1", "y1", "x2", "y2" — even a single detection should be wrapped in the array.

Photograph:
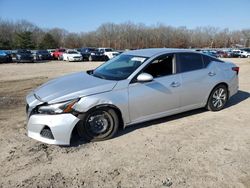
[{"x1": 128, "y1": 54, "x2": 181, "y2": 123}]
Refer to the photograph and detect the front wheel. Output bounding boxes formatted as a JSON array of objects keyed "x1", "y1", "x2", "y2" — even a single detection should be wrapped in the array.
[
  {"x1": 77, "y1": 108, "x2": 119, "y2": 141},
  {"x1": 206, "y1": 85, "x2": 228, "y2": 111}
]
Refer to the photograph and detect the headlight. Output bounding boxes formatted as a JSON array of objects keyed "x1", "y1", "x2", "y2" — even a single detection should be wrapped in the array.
[
  {"x1": 38, "y1": 99, "x2": 79, "y2": 114},
  {"x1": 90, "y1": 53, "x2": 95, "y2": 55}
]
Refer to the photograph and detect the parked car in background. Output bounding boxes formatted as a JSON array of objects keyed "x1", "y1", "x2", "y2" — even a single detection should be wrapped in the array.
[
  {"x1": 77, "y1": 48, "x2": 107, "y2": 61},
  {"x1": 201, "y1": 50, "x2": 219, "y2": 58},
  {"x1": 26, "y1": 48, "x2": 239, "y2": 145},
  {"x1": 16, "y1": 49, "x2": 34, "y2": 63},
  {"x1": 98, "y1": 48, "x2": 119, "y2": 60},
  {"x1": 217, "y1": 50, "x2": 231, "y2": 58},
  {"x1": 240, "y1": 50, "x2": 250, "y2": 58},
  {"x1": 0, "y1": 50, "x2": 12, "y2": 63},
  {"x1": 231, "y1": 50, "x2": 242, "y2": 58},
  {"x1": 32, "y1": 50, "x2": 52, "y2": 60},
  {"x1": 47, "y1": 49, "x2": 56, "y2": 56},
  {"x1": 52, "y1": 48, "x2": 66, "y2": 60},
  {"x1": 62, "y1": 50, "x2": 82, "y2": 62}
]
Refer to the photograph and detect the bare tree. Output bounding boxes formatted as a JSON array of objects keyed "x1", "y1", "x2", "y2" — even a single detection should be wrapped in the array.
[{"x1": 0, "y1": 19, "x2": 249, "y2": 50}]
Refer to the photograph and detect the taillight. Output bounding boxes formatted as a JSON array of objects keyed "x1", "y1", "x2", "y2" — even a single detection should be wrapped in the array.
[{"x1": 232, "y1": 67, "x2": 239, "y2": 75}]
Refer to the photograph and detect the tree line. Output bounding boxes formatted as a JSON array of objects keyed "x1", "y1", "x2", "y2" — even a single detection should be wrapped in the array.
[{"x1": 0, "y1": 19, "x2": 249, "y2": 50}]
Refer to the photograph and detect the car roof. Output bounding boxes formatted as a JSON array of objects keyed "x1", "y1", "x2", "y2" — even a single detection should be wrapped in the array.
[{"x1": 123, "y1": 48, "x2": 197, "y2": 57}]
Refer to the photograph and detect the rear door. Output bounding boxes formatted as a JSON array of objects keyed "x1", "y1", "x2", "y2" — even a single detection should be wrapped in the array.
[{"x1": 176, "y1": 53, "x2": 217, "y2": 110}]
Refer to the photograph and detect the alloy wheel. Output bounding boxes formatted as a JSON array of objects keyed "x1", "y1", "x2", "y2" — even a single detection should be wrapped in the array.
[{"x1": 212, "y1": 88, "x2": 227, "y2": 108}]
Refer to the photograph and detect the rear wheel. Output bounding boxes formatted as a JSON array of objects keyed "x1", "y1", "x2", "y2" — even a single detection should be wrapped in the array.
[
  {"x1": 77, "y1": 108, "x2": 119, "y2": 141},
  {"x1": 206, "y1": 85, "x2": 228, "y2": 111}
]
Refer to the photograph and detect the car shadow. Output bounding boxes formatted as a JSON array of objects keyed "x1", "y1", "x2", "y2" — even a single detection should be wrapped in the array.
[
  {"x1": 116, "y1": 108, "x2": 207, "y2": 139},
  {"x1": 225, "y1": 90, "x2": 250, "y2": 108},
  {"x1": 69, "y1": 90, "x2": 249, "y2": 147},
  {"x1": 13, "y1": 60, "x2": 52, "y2": 63}
]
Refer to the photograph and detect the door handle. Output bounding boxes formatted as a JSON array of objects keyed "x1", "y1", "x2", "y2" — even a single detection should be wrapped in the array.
[
  {"x1": 170, "y1": 81, "x2": 181, "y2": 87},
  {"x1": 208, "y1": 72, "x2": 216, "y2": 76}
]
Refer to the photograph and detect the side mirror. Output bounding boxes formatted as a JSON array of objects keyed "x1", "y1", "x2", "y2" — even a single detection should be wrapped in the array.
[{"x1": 137, "y1": 73, "x2": 153, "y2": 82}]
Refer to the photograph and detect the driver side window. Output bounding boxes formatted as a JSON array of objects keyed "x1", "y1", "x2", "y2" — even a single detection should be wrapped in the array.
[{"x1": 143, "y1": 54, "x2": 174, "y2": 78}]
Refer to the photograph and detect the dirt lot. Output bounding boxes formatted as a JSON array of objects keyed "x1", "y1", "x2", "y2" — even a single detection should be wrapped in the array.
[{"x1": 0, "y1": 59, "x2": 250, "y2": 188}]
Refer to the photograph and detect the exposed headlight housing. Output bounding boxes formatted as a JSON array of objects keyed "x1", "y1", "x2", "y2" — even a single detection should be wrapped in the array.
[{"x1": 38, "y1": 99, "x2": 79, "y2": 114}]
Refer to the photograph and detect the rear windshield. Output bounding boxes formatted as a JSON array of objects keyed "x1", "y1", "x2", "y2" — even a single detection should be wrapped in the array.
[
  {"x1": 17, "y1": 50, "x2": 31, "y2": 53},
  {"x1": 38, "y1": 50, "x2": 49, "y2": 53},
  {"x1": 68, "y1": 51, "x2": 78, "y2": 54}
]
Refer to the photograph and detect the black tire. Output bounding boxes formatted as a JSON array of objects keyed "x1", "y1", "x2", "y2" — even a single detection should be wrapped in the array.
[
  {"x1": 77, "y1": 108, "x2": 119, "y2": 141},
  {"x1": 206, "y1": 84, "x2": 228, "y2": 111}
]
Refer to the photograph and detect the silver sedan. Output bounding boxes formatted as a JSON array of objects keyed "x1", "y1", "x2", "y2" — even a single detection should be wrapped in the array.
[{"x1": 26, "y1": 48, "x2": 239, "y2": 145}]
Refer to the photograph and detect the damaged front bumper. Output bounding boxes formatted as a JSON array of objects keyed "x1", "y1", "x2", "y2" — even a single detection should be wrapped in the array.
[{"x1": 27, "y1": 113, "x2": 80, "y2": 145}]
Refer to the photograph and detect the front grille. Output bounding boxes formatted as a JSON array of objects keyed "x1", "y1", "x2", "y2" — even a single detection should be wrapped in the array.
[{"x1": 40, "y1": 126, "x2": 54, "y2": 140}]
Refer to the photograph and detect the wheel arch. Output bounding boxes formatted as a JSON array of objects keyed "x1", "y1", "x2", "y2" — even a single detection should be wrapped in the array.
[
  {"x1": 76, "y1": 104, "x2": 124, "y2": 130},
  {"x1": 70, "y1": 104, "x2": 124, "y2": 143},
  {"x1": 206, "y1": 82, "x2": 229, "y2": 106}
]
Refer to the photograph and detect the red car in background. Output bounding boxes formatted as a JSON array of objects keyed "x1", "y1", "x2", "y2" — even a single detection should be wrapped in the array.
[
  {"x1": 52, "y1": 48, "x2": 66, "y2": 60},
  {"x1": 217, "y1": 50, "x2": 232, "y2": 58}
]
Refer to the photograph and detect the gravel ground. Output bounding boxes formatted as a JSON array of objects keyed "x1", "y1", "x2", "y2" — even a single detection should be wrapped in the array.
[{"x1": 0, "y1": 59, "x2": 249, "y2": 188}]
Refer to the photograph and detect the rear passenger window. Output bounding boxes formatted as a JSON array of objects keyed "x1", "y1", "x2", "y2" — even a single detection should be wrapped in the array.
[
  {"x1": 177, "y1": 53, "x2": 204, "y2": 73},
  {"x1": 202, "y1": 54, "x2": 224, "y2": 67},
  {"x1": 202, "y1": 55, "x2": 211, "y2": 67}
]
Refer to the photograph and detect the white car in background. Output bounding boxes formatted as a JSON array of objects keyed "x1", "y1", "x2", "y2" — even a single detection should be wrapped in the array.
[
  {"x1": 62, "y1": 50, "x2": 82, "y2": 62},
  {"x1": 240, "y1": 50, "x2": 250, "y2": 58},
  {"x1": 98, "y1": 48, "x2": 119, "y2": 60}
]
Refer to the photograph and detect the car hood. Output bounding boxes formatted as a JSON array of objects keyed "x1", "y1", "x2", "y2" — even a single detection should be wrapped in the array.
[{"x1": 32, "y1": 72, "x2": 117, "y2": 104}]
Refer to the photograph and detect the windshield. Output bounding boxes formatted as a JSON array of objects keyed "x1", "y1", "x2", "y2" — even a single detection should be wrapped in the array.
[
  {"x1": 105, "y1": 48, "x2": 113, "y2": 52},
  {"x1": 68, "y1": 51, "x2": 78, "y2": 54},
  {"x1": 92, "y1": 54, "x2": 148, "y2": 80},
  {"x1": 38, "y1": 50, "x2": 49, "y2": 54},
  {"x1": 0, "y1": 50, "x2": 6, "y2": 55},
  {"x1": 18, "y1": 49, "x2": 31, "y2": 54},
  {"x1": 88, "y1": 49, "x2": 98, "y2": 52}
]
